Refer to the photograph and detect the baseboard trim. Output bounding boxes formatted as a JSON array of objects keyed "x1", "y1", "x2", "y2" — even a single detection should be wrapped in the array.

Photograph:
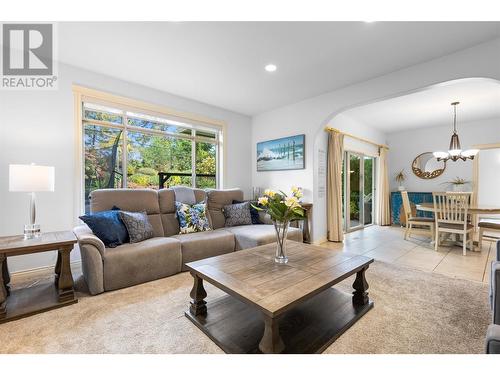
[
  {"x1": 11, "y1": 260, "x2": 82, "y2": 277},
  {"x1": 313, "y1": 236, "x2": 328, "y2": 245}
]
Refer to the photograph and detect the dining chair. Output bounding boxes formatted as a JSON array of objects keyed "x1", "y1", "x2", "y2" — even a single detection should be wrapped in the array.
[
  {"x1": 478, "y1": 219, "x2": 500, "y2": 250},
  {"x1": 401, "y1": 191, "x2": 434, "y2": 241},
  {"x1": 432, "y1": 192, "x2": 474, "y2": 255}
]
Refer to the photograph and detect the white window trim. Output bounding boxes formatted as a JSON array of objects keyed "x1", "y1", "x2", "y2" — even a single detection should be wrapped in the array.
[{"x1": 73, "y1": 85, "x2": 227, "y2": 217}]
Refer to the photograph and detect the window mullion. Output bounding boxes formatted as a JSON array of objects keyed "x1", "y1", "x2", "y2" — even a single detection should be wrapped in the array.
[
  {"x1": 122, "y1": 114, "x2": 128, "y2": 188},
  {"x1": 192, "y1": 129, "x2": 196, "y2": 188}
]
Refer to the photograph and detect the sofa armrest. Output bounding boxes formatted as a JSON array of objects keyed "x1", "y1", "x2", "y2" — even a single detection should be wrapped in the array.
[
  {"x1": 73, "y1": 224, "x2": 105, "y2": 257},
  {"x1": 486, "y1": 324, "x2": 500, "y2": 353},
  {"x1": 492, "y1": 261, "x2": 500, "y2": 324},
  {"x1": 73, "y1": 224, "x2": 105, "y2": 295}
]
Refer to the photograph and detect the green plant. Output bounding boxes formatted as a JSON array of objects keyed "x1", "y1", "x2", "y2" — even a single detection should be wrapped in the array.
[
  {"x1": 395, "y1": 169, "x2": 406, "y2": 185},
  {"x1": 252, "y1": 187, "x2": 305, "y2": 222},
  {"x1": 441, "y1": 177, "x2": 471, "y2": 186}
]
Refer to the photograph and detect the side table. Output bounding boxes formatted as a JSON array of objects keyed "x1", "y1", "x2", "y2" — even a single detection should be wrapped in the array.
[{"x1": 0, "y1": 231, "x2": 78, "y2": 323}]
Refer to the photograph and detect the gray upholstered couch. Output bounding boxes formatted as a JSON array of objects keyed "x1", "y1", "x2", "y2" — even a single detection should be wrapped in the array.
[
  {"x1": 73, "y1": 188, "x2": 302, "y2": 295},
  {"x1": 486, "y1": 240, "x2": 500, "y2": 353}
]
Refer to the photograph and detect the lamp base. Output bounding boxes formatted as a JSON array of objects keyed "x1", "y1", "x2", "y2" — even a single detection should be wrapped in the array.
[{"x1": 24, "y1": 224, "x2": 41, "y2": 239}]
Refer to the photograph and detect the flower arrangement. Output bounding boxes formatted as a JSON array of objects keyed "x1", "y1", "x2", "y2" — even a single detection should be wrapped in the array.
[
  {"x1": 254, "y1": 187, "x2": 305, "y2": 222},
  {"x1": 253, "y1": 187, "x2": 305, "y2": 264}
]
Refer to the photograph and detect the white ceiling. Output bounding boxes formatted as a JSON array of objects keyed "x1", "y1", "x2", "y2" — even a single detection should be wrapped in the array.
[
  {"x1": 339, "y1": 78, "x2": 500, "y2": 134},
  {"x1": 57, "y1": 22, "x2": 500, "y2": 116}
]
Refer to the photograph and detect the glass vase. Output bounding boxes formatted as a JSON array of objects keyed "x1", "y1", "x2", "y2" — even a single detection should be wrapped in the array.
[{"x1": 273, "y1": 220, "x2": 290, "y2": 264}]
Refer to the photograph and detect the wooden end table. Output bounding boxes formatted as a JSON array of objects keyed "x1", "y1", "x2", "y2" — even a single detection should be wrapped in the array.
[
  {"x1": 0, "y1": 231, "x2": 78, "y2": 323},
  {"x1": 185, "y1": 241, "x2": 374, "y2": 354}
]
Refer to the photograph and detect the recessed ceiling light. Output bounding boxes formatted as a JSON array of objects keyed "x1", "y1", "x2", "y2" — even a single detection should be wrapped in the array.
[{"x1": 265, "y1": 64, "x2": 277, "y2": 72}]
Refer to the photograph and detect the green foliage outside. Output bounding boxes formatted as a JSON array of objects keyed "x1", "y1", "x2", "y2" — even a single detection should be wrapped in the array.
[{"x1": 84, "y1": 118, "x2": 217, "y2": 212}]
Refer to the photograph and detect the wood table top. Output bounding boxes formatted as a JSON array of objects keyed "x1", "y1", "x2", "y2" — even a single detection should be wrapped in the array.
[
  {"x1": 186, "y1": 241, "x2": 373, "y2": 317},
  {"x1": 416, "y1": 202, "x2": 500, "y2": 214},
  {"x1": 0, "y1": 231, "x2": 77, "y2": 256}
]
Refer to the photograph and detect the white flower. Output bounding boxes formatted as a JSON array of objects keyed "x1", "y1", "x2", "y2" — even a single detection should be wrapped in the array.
[
  {"x1": 285, "y1": 196, "x2": 299, "y2": 208},
  {"x1": 258, "y1": 196, "x2": 269, "y2": 206}
]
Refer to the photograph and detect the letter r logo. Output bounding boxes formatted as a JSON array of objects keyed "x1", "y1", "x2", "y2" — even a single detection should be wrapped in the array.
[{"x1": 2, "y1": 24, "x2": 53, "y2": 76}]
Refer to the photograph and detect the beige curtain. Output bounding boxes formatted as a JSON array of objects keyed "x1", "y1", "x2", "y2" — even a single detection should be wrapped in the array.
[
  {"x1": 327, "y1": 131, "x2": 344, "y2": 242},
  {"x1": 377, "y1": 147, "x2": 391, "y2": 226}
]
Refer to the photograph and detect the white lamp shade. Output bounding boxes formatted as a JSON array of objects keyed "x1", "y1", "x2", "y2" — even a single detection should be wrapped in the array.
[
  {"x1": 9, "y1": 164, "x2": 55, "y2": 192},
  {"x1": 433, "y1": 151, "x2": 449, "y2": 159}
]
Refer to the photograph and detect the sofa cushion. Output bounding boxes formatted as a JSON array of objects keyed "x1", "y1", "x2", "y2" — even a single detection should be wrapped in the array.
[
  {"x1": 224, "y1": 224, "x2": 303, "y2": 250},
  {"x1": 224, "y1": 202, "x2": 252, "y2": 227},
  {"x1": 207, "y1": 189, "x2": 244, "y2": 229},
  {"x1": 158, "y1": 188, "x2": 206, "y2": 236},
  {"x1": 173, "y1": 229, "x2": 235, "y2": 270},
  {"x1": 90, "y1": 189, "x2": 164, "y2": 237},
  {"x1": 119, "y1": 210, "x2": 155, "y2": 243},
  {"x1": 103, "y1": 237, "x2": 181, "y2": 291}
]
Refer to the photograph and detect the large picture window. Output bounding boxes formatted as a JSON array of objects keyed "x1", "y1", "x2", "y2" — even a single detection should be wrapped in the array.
[{"x1": 81, "y1": 101, "x2": 221, "y2": 213}]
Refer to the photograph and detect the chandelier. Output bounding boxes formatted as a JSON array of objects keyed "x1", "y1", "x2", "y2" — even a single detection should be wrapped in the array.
[{"x1": 433, "y1": 102, "x2": 479, "y2": 162}]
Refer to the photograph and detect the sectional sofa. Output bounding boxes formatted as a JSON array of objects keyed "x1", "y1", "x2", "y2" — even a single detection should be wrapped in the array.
[{"x1": 73, "y1": 188, "x2": 303, "y2": 295}]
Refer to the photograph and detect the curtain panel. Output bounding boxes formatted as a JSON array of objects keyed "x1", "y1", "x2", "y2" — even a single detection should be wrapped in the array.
[
  {"x1": 377, "y1": 147, "x2": 391, "y2": 226},
  {"x1": 327, "y1": 131, "x2": 344, "y2": 242}
]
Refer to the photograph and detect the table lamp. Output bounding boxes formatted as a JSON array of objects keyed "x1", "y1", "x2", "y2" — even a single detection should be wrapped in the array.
[{"x1": 9, "y1": 164, "x2": 55, "y2": 239}]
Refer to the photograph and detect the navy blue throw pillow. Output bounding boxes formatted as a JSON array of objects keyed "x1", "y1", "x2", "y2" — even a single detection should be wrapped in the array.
[
  {"x1": 233, "y1": 200, "x2": 262, "y2": 224},
  {"x1": 79, "y1": 206, "x2": 129, "y2": 248}
]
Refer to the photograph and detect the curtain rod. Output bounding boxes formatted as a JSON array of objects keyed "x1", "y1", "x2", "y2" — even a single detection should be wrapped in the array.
[{"x1": 325, "y1": 126, "x2": 389, "y2": 150}]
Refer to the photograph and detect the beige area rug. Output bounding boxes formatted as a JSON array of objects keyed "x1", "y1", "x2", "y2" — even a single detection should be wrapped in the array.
[{"x1": 0, "y1": 261, "x2": 491, "y2": 354}]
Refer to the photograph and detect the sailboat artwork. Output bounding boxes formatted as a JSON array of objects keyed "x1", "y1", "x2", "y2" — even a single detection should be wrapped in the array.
[{"x1": 257, "y1": 134, "x2": 305, "y2": 171}]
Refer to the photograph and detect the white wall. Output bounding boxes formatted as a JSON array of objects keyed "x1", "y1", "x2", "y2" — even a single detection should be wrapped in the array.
[
  {"x1": 0, "y1": 63, "x2": 252, "y2": 273},
  {"x1": 387, "y1": 117, "x2": 500, "y2": 192},
  {"x1": 251, "y1": 37, "x2": 500, "y2": 244}
]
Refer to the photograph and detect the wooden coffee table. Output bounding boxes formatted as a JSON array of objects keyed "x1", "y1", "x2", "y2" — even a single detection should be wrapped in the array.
[{"x1": 185, "y1": 241, "x2": 374, "y2": 354}]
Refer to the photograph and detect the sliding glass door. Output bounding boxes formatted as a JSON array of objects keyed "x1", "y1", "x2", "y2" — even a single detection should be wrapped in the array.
[{"x1": 343, "y1": 151, "x2": 376, "y2": 232}]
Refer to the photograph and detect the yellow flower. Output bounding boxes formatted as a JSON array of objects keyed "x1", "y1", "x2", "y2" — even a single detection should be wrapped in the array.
[
  {"x1": 285, "y1": 196, "x2": 299, "y2": 207},
  {"x1": 291, "y1": 186, "x2": 303, "y2": 198},
  {"x1": 264, "y1": 189, "x2": 276, "y2": 198},
  {"x1": 258, "y1": 196, "x2": 269, "y2": 206}
]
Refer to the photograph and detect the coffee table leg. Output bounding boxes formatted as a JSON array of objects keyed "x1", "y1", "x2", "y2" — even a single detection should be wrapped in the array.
[
  {"x1": 0, "y1": 254, "x2": 8, "y2": 318},
  {"x1": 189, "y1": 272, "x2": 207, "y2": 316},
  {"x1": 352, "y1": 266, "x2": 369, "y2": 306},
  {"x1": 57, "y1": 246, "x2": 75, "y2": 302},
  {"x1": 259, "y1": 314, "x2": 285, "y2": 354}
]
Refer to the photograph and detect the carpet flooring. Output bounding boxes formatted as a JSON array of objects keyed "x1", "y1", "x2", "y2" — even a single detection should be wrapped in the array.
[{"x1": 0, "y1": 261, "x2": 491, "y2": 354}]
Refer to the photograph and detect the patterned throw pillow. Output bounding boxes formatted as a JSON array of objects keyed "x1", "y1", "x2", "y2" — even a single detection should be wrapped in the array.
[
  {"x1": 233, "y1": 199, "x2": 263, "y2": 224},
  {"x1": 175, "y1": 202, "x2": 211, "y2": 234},
  {"x1": 224, "y1": 202, "x2": 252, "y2": 227},
  {"x1": 118, "y1": 211, "x2": 155, "y2": 243}
]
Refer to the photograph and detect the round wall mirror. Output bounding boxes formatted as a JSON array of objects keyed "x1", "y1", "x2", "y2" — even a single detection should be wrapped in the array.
[{"x1": 412, "y1": 152, "x2": 446, "y2": 179}]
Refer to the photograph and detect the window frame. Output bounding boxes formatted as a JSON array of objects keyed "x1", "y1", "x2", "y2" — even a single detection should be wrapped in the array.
[{"x1": 73, "y1": 85, "x2": 226, "y2": 217}]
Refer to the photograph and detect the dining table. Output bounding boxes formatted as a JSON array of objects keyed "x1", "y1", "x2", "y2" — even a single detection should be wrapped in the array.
[
  {"x1": 416, "y1": 202, "x2": 500, "y2": 250},
  {"x1": 416, "y1": 202, "x2": 500, "y2": 216}
]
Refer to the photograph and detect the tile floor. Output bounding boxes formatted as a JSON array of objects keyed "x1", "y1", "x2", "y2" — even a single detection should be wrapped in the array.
[{"x1": 319, "y1": 225, "x2": 497, "y2": 283}]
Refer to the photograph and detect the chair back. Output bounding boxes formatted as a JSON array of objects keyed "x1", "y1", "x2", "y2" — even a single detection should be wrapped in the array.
[
  {"x1": 432, "y1": 192, "x2": 471, "y2": 226},
  {"x1": 401, "y1": 191, "x2": 411, "y2": 221}
]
